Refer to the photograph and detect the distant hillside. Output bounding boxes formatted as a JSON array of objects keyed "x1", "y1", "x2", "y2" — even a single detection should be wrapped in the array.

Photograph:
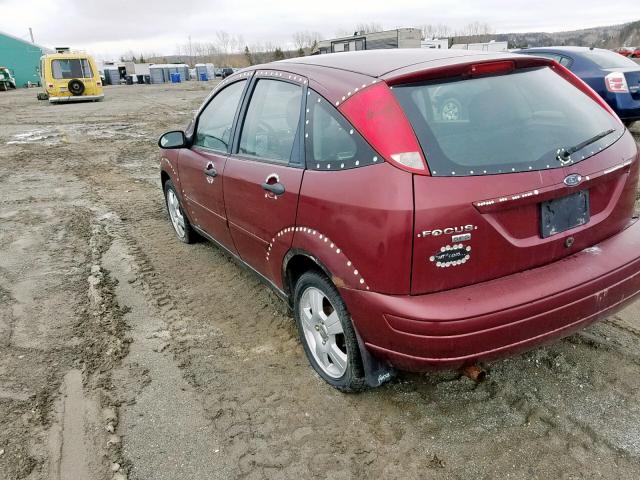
[{"x1": 453, "y1": 20, "x2": 640, "y2": 49}]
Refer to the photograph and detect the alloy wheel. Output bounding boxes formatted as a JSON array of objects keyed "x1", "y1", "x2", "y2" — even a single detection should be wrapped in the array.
[
  {"x1": 441, "y1": 100, "x2": 461, "y2": 121},
  {"x1": 299, "y1": 286, "x2": 348, "y2": 378},
  {"x1": 167, "y1": 189, "x2": 186, "y2": 239}
]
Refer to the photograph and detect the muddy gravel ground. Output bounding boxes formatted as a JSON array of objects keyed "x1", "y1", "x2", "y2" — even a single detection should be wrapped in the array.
[{"x1": 1, "y1": 83, "x2": 640, "y2": 480}]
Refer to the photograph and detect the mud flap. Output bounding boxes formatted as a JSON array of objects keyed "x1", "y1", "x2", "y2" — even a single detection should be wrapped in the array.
[{"x1": 354, "y1": 329, "x2": 396, "y2": 387}]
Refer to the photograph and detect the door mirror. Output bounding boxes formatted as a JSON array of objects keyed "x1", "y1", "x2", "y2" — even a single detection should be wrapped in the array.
[{"x1": 158, "y1": 130, "x2": 187, "y2": 149}]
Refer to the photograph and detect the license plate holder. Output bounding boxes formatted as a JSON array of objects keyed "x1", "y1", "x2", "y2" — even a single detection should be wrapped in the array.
[{"x1": 540, "y1": 190, "x2": 590, "y2": 238}]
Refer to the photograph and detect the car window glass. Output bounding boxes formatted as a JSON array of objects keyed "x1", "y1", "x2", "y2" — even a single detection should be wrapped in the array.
[
  {"x1": 305, "y1": 89, "x2": 382, "y2": 170},
  {"x1": 559, "y1": 56, "x2": 572, "y2": 67},
  {"x1": 585, "y1": 50, "x2": 639, "y2": 68},
  {"x1": 195, "y1": 80, "x2": 246, "y2": 151},
  {"x1": 239, "y1": 79, "x2": 302, "y2": 163},
  {"x1": 52, "y1": 59, "x2": 92, "y2": 79},
  {"x1": 527, "y1": 52, "x2": 562, "y2": 63},
  {"x1": 393, "y1": 66, "x2": 623, "y2": 177}
]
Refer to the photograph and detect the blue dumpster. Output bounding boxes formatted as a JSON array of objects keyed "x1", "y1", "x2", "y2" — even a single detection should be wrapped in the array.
[
  {"x1": 170, "y1": 72, "x2": 181, "y2": 83},
  {"x1": 199, "y1": 72, "x2": 208, "y2": 81}
]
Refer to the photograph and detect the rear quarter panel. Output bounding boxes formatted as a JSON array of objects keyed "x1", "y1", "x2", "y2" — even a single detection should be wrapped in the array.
[{"x1": 292, "y1": 162, "x2": 414, "y2": 294}]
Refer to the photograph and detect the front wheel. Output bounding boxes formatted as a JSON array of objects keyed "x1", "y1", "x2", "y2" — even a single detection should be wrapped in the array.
[
  {"x1": 164, "y1": 179, "x2": 196, "y2": 243},
  {"x1": 293, "y1": 271, "x2": 366, "y2": 392}
]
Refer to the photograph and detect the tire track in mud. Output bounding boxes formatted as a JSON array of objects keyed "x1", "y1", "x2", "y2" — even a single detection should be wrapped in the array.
[{"x1": 0, "y1": 157, "x2": 133, "y2": 480}]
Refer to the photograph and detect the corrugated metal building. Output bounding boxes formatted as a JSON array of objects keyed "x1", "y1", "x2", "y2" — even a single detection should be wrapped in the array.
[
  {"x1": 317, "y1": 28, "x2": 421, "y2": 54},
  {"x1": 0, "y1": 30, "x2": 53, "y2": 87}
]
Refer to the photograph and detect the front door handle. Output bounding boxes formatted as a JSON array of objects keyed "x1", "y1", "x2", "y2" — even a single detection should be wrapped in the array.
[
  {"x1": 204, "y1": 165, "x2": 217, "y2": 177},
  {"x1": 261, "y1": 182, "x2": 285, "y2": 195}
]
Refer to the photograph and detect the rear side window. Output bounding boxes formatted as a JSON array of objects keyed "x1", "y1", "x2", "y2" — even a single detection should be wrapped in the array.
[
  {"x1": 392, "y1": 67, "x2": 624, "y2": 176},
  {"x1": 52, "y1": 59, "x2": 93, "y2": 79},
  {"x1": 305, "y1": 89, "x2": 381, "y2": 170},
  {"x1": 239, "y1": 79, "x2": 302, "y2": 164},
  {"x1": 527, "y1": 52, "x2": 572, "y2": 67},
  {"x1": 195, "y1": 80, "x2": 246, "y2": 151}
]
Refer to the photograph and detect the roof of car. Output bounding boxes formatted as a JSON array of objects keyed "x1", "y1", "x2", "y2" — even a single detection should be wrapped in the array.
[{"x1": 276, "y1": 48, "x2": 515, "y2": 78}]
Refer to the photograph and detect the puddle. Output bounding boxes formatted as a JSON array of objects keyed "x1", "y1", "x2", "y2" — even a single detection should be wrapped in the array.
[
  {"x1": 7, "y1": 129, "x2": 63, "y2": 145},
  {"x1": 6, "y1": 123, "x2": 149, "y2": 145},
  {"x1": 83, "y1": 123, "x2": 148, "y2": 139}
]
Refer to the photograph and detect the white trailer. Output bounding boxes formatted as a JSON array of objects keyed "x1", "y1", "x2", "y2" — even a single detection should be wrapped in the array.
[{"x1": 450, "y1": 40, "x2": 509, "y2": 52}]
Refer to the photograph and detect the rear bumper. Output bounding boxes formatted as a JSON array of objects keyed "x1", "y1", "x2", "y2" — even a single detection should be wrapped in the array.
[
  {"x1": 341, "y1": 219, "x2": 640, "y2": 371},
  {"x1": 49, "y1": 94, "x2": 104, "y2": 103}
]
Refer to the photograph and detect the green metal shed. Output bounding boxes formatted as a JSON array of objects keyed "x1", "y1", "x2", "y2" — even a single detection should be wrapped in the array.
[{"x1": 0, "y1": 30, "x2": 53, "y2": 88}]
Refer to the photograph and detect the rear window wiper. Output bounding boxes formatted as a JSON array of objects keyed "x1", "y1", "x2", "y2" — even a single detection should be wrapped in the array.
[{"x1": 556, "y1": 128, "x2": 616, "y2": 165}]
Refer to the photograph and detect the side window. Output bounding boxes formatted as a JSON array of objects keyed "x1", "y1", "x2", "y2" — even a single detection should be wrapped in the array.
[
  {"x1": 559, "y1": 56, "x2": 573, "y2": 67},
  {"x1": 528, "y1": 52, "x2": 562, "y2": 63},
  {"x1": 238, "y1": 79, "x2": 302, "y2": 163},
  {"x1": 195, "y1": 80, "x2": 246, "y2": 151},
  {"x1": 305, "y1": 90, "x2": 382, "y2": 170}
]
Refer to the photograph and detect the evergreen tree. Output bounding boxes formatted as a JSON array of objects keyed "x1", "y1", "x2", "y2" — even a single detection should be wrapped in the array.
[
  {"x1": 244, "y1": 46, "x2": 253, "y2": 66},
  {"x1": 273, "y1": 47, "x2": 285, "y2": 60}
]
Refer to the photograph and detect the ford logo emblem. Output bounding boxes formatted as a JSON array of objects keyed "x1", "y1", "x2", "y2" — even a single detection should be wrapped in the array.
[{"x1": 564, "y1": 174, "x2": 582, "y2": 187}]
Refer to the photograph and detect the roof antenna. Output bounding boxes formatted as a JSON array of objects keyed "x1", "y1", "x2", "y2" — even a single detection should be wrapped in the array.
[{"x1": 28, "y1": 27, "x2": 34, "y2": 43}]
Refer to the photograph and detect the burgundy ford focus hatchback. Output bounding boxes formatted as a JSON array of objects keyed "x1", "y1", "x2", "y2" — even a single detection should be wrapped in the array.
[{"x1": 159, "y1": 49, "x2": 640, "y2": 391}]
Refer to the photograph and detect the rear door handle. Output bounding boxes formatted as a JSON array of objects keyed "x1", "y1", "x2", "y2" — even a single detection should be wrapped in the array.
[
  {"x1": 261, "y1": 182, "x2": 285, "y2": 195},
  {"x1": 204, "y1": 166, "x2": 217, "y2": 177}
]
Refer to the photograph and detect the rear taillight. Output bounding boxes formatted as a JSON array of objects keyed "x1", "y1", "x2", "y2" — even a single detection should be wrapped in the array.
[
  {"x1": 48, "y1": 84, "x2": 53, "y2": 88},
  {"x1": 338, "y1": 82, "x2": 428, "y2": 174},
  {"x1": 605, "y1": 72, "x2": 629, "y2": 93}
]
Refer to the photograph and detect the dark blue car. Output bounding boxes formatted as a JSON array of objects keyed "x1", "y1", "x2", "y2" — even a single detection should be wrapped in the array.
[{"x1": 516, "y1": 47, "x2": 640, "y2": 127}]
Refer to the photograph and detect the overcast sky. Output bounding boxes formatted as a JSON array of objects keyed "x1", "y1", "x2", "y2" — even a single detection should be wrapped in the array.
[{"x1": 2, "y1": 0, "x2": 638, "y2": 60}]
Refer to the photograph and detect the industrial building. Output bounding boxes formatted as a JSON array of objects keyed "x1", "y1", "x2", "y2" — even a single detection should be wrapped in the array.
[
  {"x1": 317, "y1": 28, "x2": 422, "y2": 54},
  {"x1": 0, "y1": 30, "x2": 53, "y2": 87}
]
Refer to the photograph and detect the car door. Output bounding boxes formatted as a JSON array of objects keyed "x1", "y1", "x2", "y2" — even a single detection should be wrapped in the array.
[
  {"x1": 223, "y1": 73, "x2": 306, "y2": 282},
  {"x1": 178, "y1": 78, "x2": 248, "y2": 251}
]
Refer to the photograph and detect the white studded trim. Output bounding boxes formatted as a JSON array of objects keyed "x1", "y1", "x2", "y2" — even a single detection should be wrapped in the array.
[
  {"x1": 256, "y1": 70, "x2": 306, "y2": 84},
  {"x1": 475, "y1": 189, "x2": 540, "y2": 208},
  {"x1": 265, "y1": 226, "x2": 370, "y2": 290},
  {"x1": 161, "y1": 157, "x2": 179, "y2": 182},
  {"x1": 334, "y1": 78, "x2": 378, "y2": 107},
  {"x1": 429, "y1": 244, "x2": 471, "y2": 268}
]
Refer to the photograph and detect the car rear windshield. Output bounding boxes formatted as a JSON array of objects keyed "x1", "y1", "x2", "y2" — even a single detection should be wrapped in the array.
[
  {"x1": 52, "y1": 59, "x2": 93, "y2": 79},
  {"x1": 392, "y1": 66, "x2": 624, "y2": 176},
  {"x1": 585, "y1": 50, "x2": 639, "y2": 69}
]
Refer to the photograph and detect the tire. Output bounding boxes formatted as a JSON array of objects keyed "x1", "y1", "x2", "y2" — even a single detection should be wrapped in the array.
[
  {"x1": 293, "y1": 271, "x2": 366, "y2": 392},
  {"x1": 163, "y1": 179, "x2": 196, "y2": 244},
  {"x1": 68, "y1": 79, "x2": 85, "y2": 96},
  {"x1": 0, "y1": 83, "x2": 6, "y2": 92}
]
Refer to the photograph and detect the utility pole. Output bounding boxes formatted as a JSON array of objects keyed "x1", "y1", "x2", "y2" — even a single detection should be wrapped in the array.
[
  {"x1": 188, "y1": 35, "x2": 193, "y2": 66},
  {"x1": 29, "y1": 27, "x2": 34, "y2": 43}
]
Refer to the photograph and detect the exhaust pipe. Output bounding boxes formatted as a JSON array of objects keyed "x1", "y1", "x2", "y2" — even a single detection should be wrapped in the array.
[{"x1": 462, "y1": 364, "x2": 487, "y2": 382}]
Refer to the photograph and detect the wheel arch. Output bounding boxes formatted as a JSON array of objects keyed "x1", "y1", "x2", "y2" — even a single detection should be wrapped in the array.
[
  {"x1": 160, "y1": 169, "x2": 171, "y2": 187},
  {"x1": 160, "y1": 154, "x2": 180, "y2": 189},
  {"x1": 282, "y1": 248, "x2": 333, "y2": 302}
]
